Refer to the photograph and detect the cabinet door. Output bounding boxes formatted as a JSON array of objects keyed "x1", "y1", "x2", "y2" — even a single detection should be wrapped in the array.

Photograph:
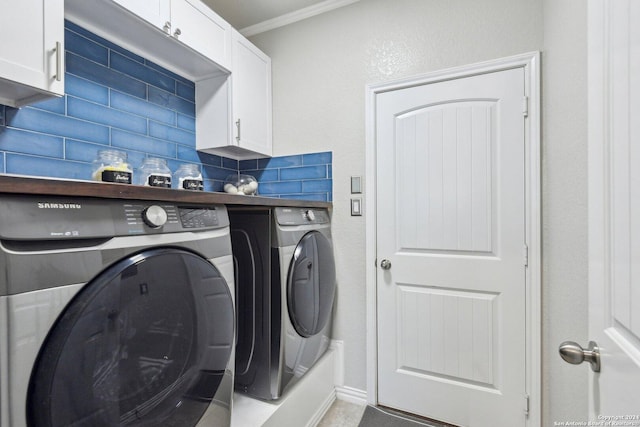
[
  {"x1": 171, "y1": 0, "x2": 231, "y2": 68},
  {"x1": 112, "y1": 0, "x2": 171, "y2": 31},
  {"x1": 232, "y1": 30, "x2": 272, "y2": 157},
  {"x1": 0, "y1": 0, "x2": 64, "y2": 106}
]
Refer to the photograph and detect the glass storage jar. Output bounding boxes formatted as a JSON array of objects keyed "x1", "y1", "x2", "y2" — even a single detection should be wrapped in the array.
[
  {"x1": 136, "y1": 157, "x2": 172, "y2": 188},
  {"x1": 173, "y1": 164, "x2": 203, "y2": 191},
  {"x1": 92, "y1": 149, "x2": 132, "y2": 184}
]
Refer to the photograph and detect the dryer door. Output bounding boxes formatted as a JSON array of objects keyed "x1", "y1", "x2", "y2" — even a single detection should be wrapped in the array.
[
  {"x1": 287, "y1": 231, "x2": 336, "y2": 338},
  {"x1": 27, "y1": 247, "x2": 234, "y2": 427}
]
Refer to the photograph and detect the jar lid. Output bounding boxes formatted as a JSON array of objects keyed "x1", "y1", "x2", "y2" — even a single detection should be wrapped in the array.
[
  {"x1": 141, "y1": 157, "x2": 168, "y2": 165},
  {"x1": 97, "y1": 149, "x2": 127, "y2": 161},
  {"x1": 176, "y1": 163, "x2": 201, "y2": 171}
]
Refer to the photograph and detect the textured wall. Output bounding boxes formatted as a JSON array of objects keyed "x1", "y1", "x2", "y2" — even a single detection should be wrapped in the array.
[
  {"x1": 542, "y1": 0, "x2": 589, "y2": 423},
  {"x1": 249, "y1": 0, "x2": 544, "y2": 401}
]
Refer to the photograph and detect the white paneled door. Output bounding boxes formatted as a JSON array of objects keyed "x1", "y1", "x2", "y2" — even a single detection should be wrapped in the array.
[
  {"x1": 376, "y1": 68, "x2": 527, "y2": 426},
  {"x1": 588, "y1": 0, "x2": 640, "y2": 418}
]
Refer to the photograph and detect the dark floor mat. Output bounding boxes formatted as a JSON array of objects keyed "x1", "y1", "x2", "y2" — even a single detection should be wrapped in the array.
[{"x1": 357, "y1": 406, "x2": 447, "y2": 427}]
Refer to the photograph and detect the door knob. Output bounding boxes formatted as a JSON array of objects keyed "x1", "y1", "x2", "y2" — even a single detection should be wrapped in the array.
[
  {"x1": 380, "y1": 259, "x2": 391, "y2": 270},
  {"x1": 558, "y1": 341, "x2": 601, "y2": 372}
]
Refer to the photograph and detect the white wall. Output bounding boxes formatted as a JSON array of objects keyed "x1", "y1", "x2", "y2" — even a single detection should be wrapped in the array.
[
  {"x1": 542, "y1": 0, "x2": 589, "y2": 422},
  {"x1": 250, "y1": 0, "x2": 588, "y2": 424}
]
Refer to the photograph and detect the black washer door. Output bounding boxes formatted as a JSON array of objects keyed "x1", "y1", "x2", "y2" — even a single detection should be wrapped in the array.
[
  {"x1": 287, "y1": 231, "x2": 336, "y2": 338},
  {"x1": 27, "y1": 247, "x2": 234, "y2": 427}
]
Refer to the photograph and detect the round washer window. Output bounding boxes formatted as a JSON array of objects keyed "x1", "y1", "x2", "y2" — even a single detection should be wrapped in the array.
[
  {"x1": 287, "y1": 231, "x2": 336, "y2": 338},
  {"x1": 27, "y1": 247, "x2": 234, "y2": 427}
]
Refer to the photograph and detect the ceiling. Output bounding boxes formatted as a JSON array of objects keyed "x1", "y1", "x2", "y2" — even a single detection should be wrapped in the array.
[{"x1": 201, "y1": 0, "x2": 356, "y2": 35}]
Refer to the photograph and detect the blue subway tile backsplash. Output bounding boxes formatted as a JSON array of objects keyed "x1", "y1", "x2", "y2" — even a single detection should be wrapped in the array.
[
  {"x1": 111, "y1": 52, "x2": 176, "y2": 94},
  {"x1": 302, "y1": 152, "x2": 332, "y2": 165},
  {"x1": 177, "y1": 114, "x2": 196, "y2": 132},
  {"x1": 6, "y1": 107, "x2": 111, "y2": 145},
  {"x1": 7, "y1": 154, "x2": 92, "y2": 180},
  {"x1": 258, "y1": 181, "x2": 303, "y2": 195},
  {"x1": 0, "y1": 21, "x2": 331, "y2": 202},
  {"x1": 31, "y1": 96, "x2": 66, "y2": 115},
  {"x1": 0, "y1": 128, "x2": 64, "y2": 158},
  {"x1": 258, "y1": 155, "x2": 303, "y2": 169},
  {"x1": 241, "y1": 152, "x2": 332, "y2": 201},
  {"x1": 65, "y1": 28, "x2": 109, "y2": 66},
  {"x1": 66, "y1": 52, "x2": 147, "y2": 99},
  {"x1": 280, "y1": 165, "x2": 327, "y2": 181},
  {"x1": 65, "y1": 74, "x2": 109, "y2": 105},
  {"x1": 148, "y1": 86, "x2": 196, "y2": 117},
  {"x1": 110, "y1": 91, "x2": 175, "y2": 126}
]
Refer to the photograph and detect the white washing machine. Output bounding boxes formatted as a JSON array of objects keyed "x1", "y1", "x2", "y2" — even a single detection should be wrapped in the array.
[
  {"x1": 231, "y1": 206, "x2": 335, "y2": 401},
  {"x1": 0, "y1": 195, "x2": 235, "y2": 427}
]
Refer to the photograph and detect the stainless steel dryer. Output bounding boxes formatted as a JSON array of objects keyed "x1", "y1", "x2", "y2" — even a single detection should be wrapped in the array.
[
  {"x1": 0, "y1": 195, "x2": 235, "y2": 427},
  {"x1": 230, "y1": 206, "x2": 335, "y2": 401}
]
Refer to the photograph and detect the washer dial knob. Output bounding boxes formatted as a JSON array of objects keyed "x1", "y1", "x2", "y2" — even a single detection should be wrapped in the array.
[
  {"x1": 304, "y1": 209, "x2": 316, "y2": 221},
  {"x1": 142, "y1": 205, "x2": 167, "y2": 228}
]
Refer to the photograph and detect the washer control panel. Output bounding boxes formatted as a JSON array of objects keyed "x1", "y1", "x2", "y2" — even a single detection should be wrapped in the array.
[
  {"x1": 142, "y1": 205, "x2": 168, "y2": 228},
  {"x1": 178, "y1": 207, "x2": 220, "y2": 229},
  {"x1": 120, "y1": 203, "x2": 222, "y2": 234},
  {"x1": 0, "y1": 195, "x2": 229, "y2": 240},
  {"x1": 122, "y1": 203, "x2": 180, "y2": 234}
]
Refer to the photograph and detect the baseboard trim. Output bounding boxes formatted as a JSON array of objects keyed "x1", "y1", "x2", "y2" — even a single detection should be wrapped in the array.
[
  {"x1": 329, "y1": 339, "x2": 345, "y2": 386},
  {"x1": 335, "y1": 386, "x2": 368, "y2": 406},
  {"x1": 261, "y1": 350, "x2": 336, "y2": 427},
  {"x1": 306, "y1": 389, "x2": 337, "y2": 427},
  {"x1": 231, "y1": 342, "x2": 368, "y2": 426},
  {"x1": 329, "y1": 339, "x2": 368, "y2": 406}
]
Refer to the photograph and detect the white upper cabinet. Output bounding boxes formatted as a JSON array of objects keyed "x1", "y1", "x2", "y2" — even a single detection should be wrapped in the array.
[
  {"x1": 231, "y1": 29, "x2": 272, "y2": 157},
  {"x1": 112, "y1": 0, "x2": 171, "y2": 30},
  {"x1": 0, "y1": 0, "x2": 65, "y2": 107},
  {"x1": 65, "y1": 0, "x2": 272, "y2": 160},
  {"x1": 66, "y1": 0, "x2": 231, "y2": 80},
  {"x1": 170, "y1": 0, "x2": 230, "y2": 68},
  {"x1": 110, "y1": 0, "x2": 231, "y2": 70},
  {"x1": 196, "y1": 30, "x2": 272, "y2": 160}
]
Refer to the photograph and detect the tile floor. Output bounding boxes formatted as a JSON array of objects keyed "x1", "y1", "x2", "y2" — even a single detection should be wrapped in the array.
[
  {"x1": 316, "y1": 401, "x2": 453, "y2": 427},
  {"x1": 316, "y1": 400, "x2": 367, "y2": 427}
]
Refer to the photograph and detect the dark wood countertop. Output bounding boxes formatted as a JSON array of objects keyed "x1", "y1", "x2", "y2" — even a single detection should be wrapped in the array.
[{"x1": 0, "y1": 175, "x2": 332, "y2": 209}]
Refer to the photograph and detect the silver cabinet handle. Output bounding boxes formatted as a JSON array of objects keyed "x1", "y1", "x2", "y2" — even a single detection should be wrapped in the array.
[
  {"x1": 163, "y1": 21, "x2": 171, "y2": 34},
  {"x1": 559, "y1": 341, "x2": 601, "y2": 372},
  {"x1": 236, "y1": 119, "x2": 241, "y2": 143},
  {"x1": 54, "y1": 41, "x2": 62, "y2": 82},
  {"x1": 380, "y1": 259, "x2": 392, "y2": 270},
  {"x1": 173, "y1": 28, "x2": 181, "y2": 38}
]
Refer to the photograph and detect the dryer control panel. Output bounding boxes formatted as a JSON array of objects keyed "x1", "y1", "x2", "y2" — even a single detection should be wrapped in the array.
[{"x1": 274, "y1": 207, "x2": 330, "y2": 226}]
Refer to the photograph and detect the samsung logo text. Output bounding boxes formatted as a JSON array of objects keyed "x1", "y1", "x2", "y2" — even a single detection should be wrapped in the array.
[{"x1": 37, "y1": 203, "x2": 82, "y2": 209}]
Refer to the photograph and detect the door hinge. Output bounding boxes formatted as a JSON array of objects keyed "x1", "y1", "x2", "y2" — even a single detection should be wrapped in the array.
[
  {"x1": 522, "y1": 96, "x2": 529, "y2": 118},
  {"x1": 523, "y1": 244, "x2": 529, "y2": 267},
  {"x1": 524, "y1": 394, "x2": 530, "y2": 416}
]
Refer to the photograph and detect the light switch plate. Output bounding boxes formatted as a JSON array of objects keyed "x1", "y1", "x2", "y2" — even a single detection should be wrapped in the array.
[
  {"x1": 351, "y1": 176, "x2": 362, "y2": 194},
  {"x1": 351, "y1": 198, "x2": 362, "y2": 216}
]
